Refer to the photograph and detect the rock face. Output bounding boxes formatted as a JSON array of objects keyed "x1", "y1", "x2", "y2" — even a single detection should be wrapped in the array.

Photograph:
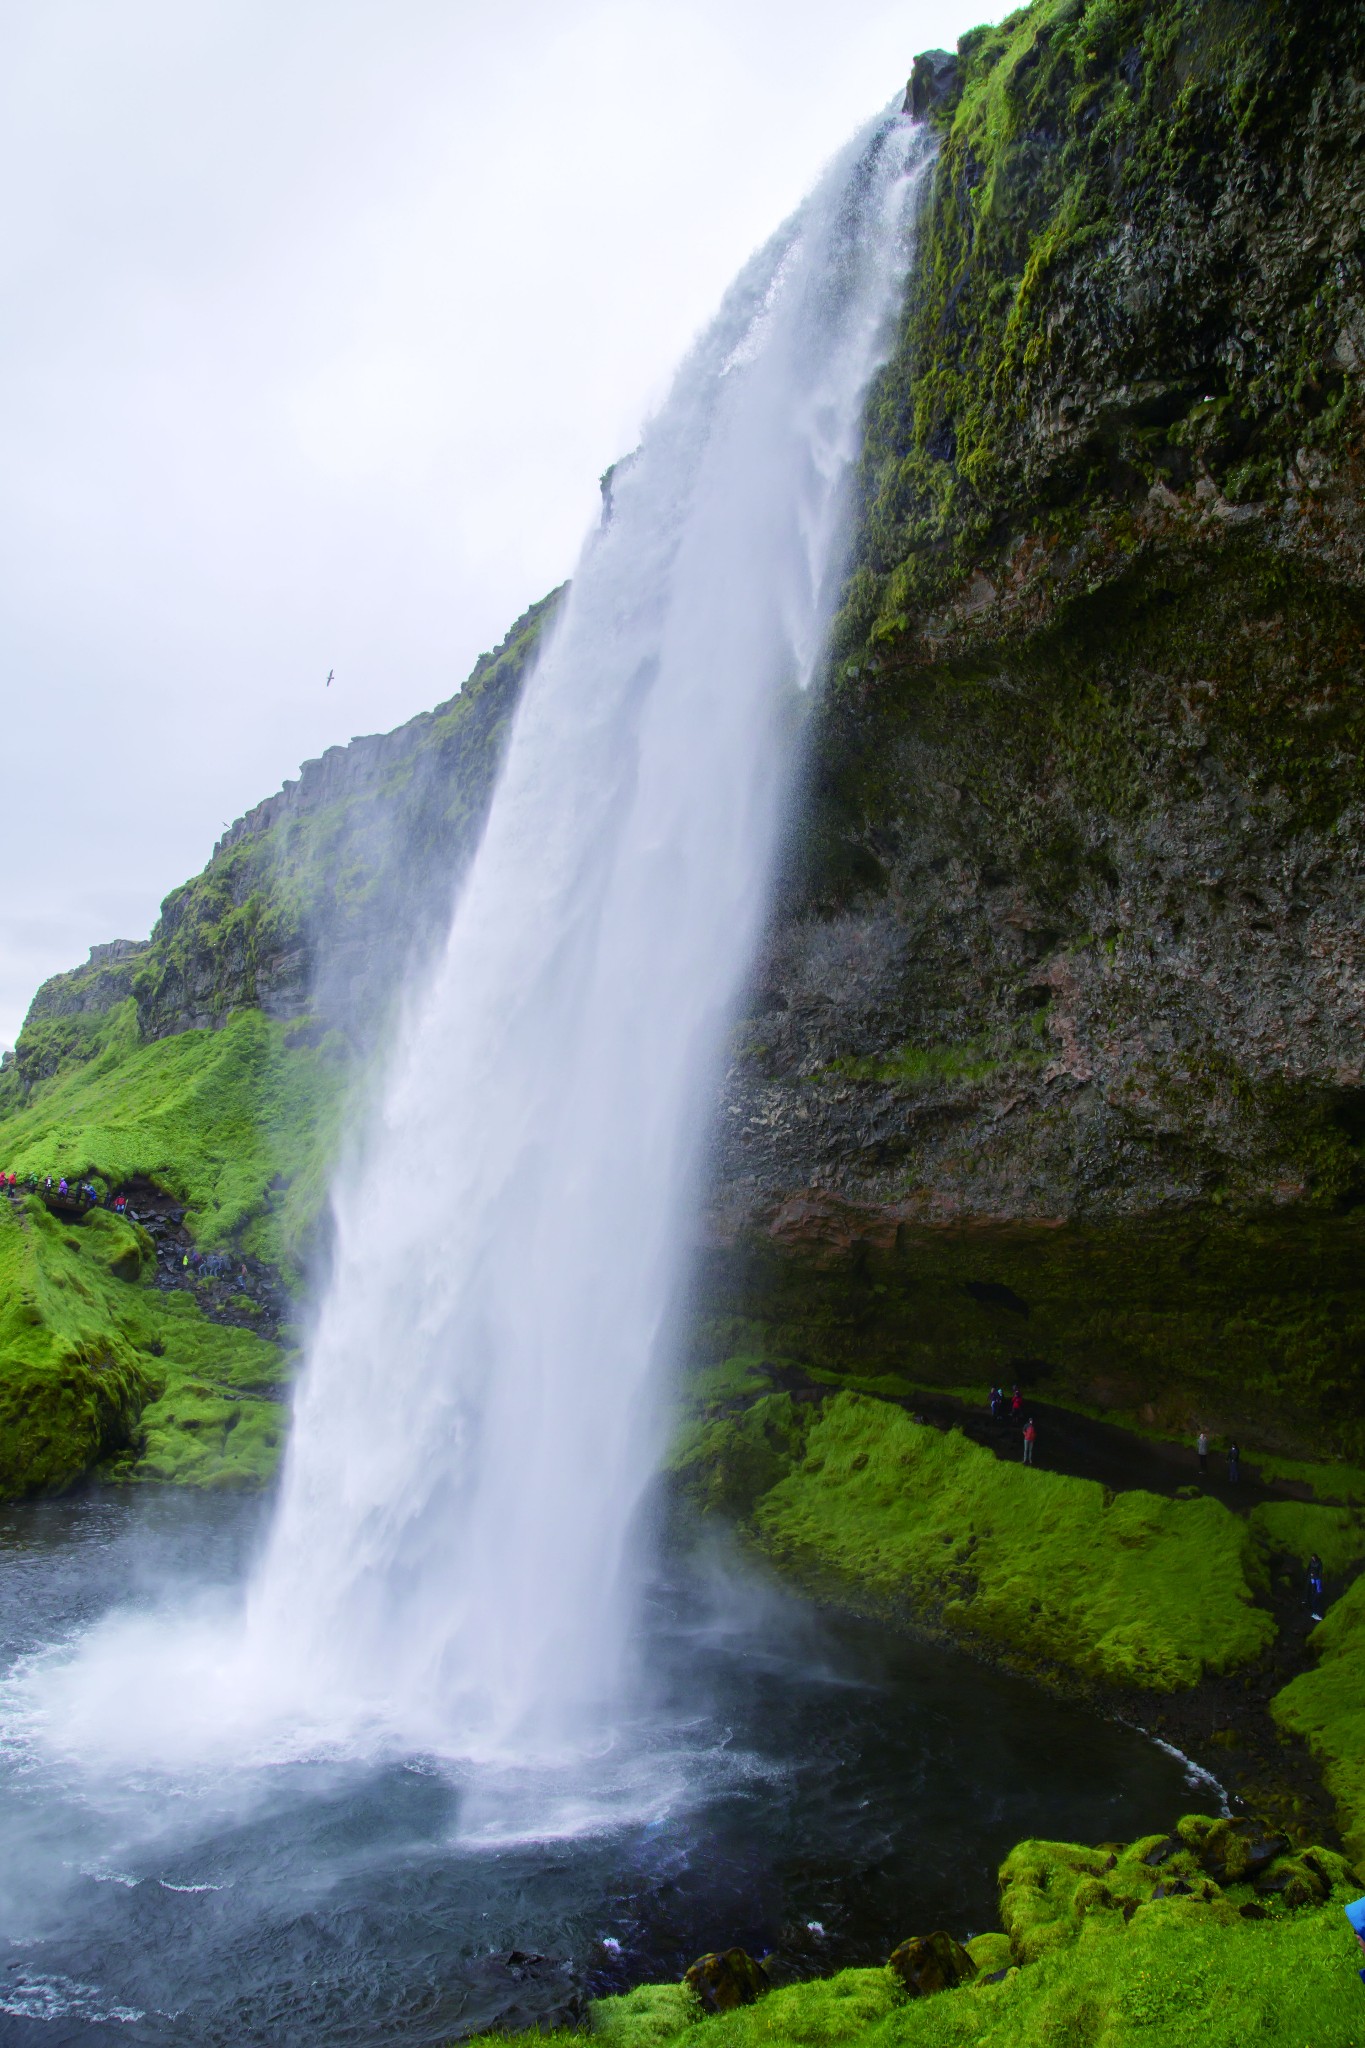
[
  {"x1": 696, "y1": 0, "x2": 1365, "y2": 1450},
  {"x1": 14, "y1": 941, "x2": 150, "y2": 1084}
]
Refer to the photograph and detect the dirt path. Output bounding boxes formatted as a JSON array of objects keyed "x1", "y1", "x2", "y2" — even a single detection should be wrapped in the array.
[{"x1": 903, "y1": 1388, "x2": 1294, "y2": 1511}]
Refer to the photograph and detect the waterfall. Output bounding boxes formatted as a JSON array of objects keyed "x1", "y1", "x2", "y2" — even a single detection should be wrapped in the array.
[{"x1": 30, "y1": 110, "x2": 933, "y2": 1776}]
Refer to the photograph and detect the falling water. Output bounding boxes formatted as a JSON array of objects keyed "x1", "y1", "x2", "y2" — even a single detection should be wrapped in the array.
[{"x1": 27, "y1": 112, "x2": 934, "y2": 1778}]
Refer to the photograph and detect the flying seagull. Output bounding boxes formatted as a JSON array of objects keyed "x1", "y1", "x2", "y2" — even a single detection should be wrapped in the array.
[{"x1": 326, "y1": 668, "x2": 334, "y2": 687}]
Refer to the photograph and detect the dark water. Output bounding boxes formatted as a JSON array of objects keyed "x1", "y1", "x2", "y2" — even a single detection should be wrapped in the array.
[{"x1": 0, "y1": 1491, "x2": 1190, "y2": 2047}]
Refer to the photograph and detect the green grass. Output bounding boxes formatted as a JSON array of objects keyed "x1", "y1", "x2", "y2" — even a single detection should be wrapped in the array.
[
  {"x1": 0, "y1": 1193, "x2": 288, "y2": 1496},
  {"x1": 0, "y1": 1000, "x2": 350, "y2": 1274},
  {"x1": 1250, "y1": 1501, "x2": 1365, "y2": 1575},
  {"x1": 550, "y1": 1819, "x2": 1365, "y2": 2048},
  {"x1": 1252, "y1": 1457, "x2": 1365, "y2": 1506},
  {"x1": 680, "y1": 1392, "x2": 1274, "y2": 1691},
  {"x1": 1275, "y1": 1575, "x2": 1365, "y2": 1867}
]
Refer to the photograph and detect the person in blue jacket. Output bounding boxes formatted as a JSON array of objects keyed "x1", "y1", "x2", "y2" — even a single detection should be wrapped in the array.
[{"x1": 1346, "y1": 1896, "x2": 1365, "y2": 1984}]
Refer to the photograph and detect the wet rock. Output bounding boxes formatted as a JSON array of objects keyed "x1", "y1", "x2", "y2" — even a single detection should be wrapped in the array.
[
  {"x1": 682, "y1": 1949, "x2": 769, "y2": 2014},
  {"x1": 905, "y1": 49, "x2": 959, "y2": 120},
  {"x1": 1182, "y1": 1817, "x2": 1289, "y2": 1884},
  {"x1": 887, "y1": 1931, "x2": 977, "y2": 1997}
]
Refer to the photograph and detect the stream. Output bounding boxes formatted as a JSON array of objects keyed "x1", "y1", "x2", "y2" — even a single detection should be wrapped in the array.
[{"x1": 0, "y1": 1490, "x2": 1192, "y2": 2046}]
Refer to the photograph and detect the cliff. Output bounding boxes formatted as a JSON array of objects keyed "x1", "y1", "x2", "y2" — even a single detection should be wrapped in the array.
[
  {"x1": 5, "y1": 590, "x2": 561, "y2": 1097},
  {"x1": 698, "y1": 0, "x2": 1365, "y2": 1456}
]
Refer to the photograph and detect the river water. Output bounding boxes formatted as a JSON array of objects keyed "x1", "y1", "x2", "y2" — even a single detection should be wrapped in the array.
[{"x1": 0, "y1": 1490, "x2": 1190, "y2": 2047}]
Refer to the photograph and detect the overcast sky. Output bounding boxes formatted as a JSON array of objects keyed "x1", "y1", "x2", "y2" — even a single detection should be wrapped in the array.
[{"x1": 2, "y1": 0, "x2": 992, "y2": 1050}]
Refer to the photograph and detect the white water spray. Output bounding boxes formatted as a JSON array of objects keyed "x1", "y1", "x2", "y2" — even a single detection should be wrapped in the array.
[{"x1": 28, "y1": 113, "x2": 933, "y2": 1774}]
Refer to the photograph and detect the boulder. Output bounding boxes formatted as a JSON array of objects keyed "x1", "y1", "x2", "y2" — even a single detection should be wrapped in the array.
[
  {"x1": 904, "y1": 49, "x2": 959, "y2": 120},
  {"x1": 682, "y1": 1950, "x2": 769, "y2": 2014},
  {"x1": 1180, "y1": 1817, "x2": 1288, "y2": 1884},
  {"x1": 887, "y1": 1931, "x2": 977, "y2": 1997}
]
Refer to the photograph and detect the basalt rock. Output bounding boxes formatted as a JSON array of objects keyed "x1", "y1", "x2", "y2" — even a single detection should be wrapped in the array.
[
  {"x1": 886, "y1": 1931, "x2": 977, "y2": 1997},
  {"x1": 698, "y1": 0, "x2": 1365, "y2": 1455},
  {"x1": 682, "y1": 1950, "x2": 769, "y2": 2014}
]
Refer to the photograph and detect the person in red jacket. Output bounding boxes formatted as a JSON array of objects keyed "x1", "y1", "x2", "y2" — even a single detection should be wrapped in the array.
[{"x1": 1023, "y1": 1418, "x2": 1037, "y2": 1466}]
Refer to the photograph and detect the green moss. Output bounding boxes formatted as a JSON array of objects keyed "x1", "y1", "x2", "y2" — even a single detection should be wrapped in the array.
[
  {"x1": 686, "y1": 1392, "x2": 1272, "y2": 1691},
  {"x1": 840, "y1": 0, "x2": 1365, "y2": 658},
  {"x1": 0, "y1": 1192, "x2": 289, "y2": 1499},
  {"x1": 669, "y1": 1394, "x2": 813, "y2": 1521},
  {"x1": 962, "y1": 1932, "x2": 1012, "y2": 1976},
  {"x1": 0, "y1": 1001, "x2": 349, "y2": 1276},
  {"x1": 570, "y1": 1809, "x2": 1364, "y2": 2048},
  {"x1": 1252, "y1": 1458, "x2": 1365, "y2": 1507},
  {"x1": 581, "y1": 1905, "x2": 1362, "y2": 2048},
  {"x1": 1249, "y1": 1502, "x2": 1365, "y2": 1576},
  {"x1": 1274, "y1": 1575, "x2": 1365, "y2": 1866}
]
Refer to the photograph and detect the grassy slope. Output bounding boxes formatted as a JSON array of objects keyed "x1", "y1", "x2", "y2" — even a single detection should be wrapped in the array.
[
  {"x1": 0, "y1": 1000, "x2": 350, "y2": 1276},
  {"x1": 674, "y1": 1392, "x2": 1272, "y2": 1691},
  {"x1": 0, "y1": 1196, "x2": 286, "y2": 1494}
]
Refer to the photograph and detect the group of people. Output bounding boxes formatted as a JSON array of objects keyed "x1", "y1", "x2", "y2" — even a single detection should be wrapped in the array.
[
  {"x1": 183, "y1": 1248, "x2": 245, "y2": 1282},
  {"x1": 987, "y1": 1384, "x2": 1038, "y2": 1464},
  {"x1": 1195, "y1": 1429, "x2": 1240, "y2": 1483},
  {"x1": 1, "y1": 1170, "x2": 131, "y2": 1212}
]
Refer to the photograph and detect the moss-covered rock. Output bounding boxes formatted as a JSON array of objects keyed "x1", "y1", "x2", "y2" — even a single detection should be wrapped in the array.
[
  {"x1": 886, "y1": 1930, "x2": 976, "y2": 1996},
  {"x1": 578, "y1": 1818, "x2": 1365, "y2": 2048},
  {"x1": 0, "y1": 1193, "x2": 289, "y2": 1499}
]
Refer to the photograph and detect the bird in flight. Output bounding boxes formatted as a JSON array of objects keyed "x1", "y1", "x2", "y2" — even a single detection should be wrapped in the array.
[{"x1": 326, "y1": 668, "x2": 334, "y2": 687}]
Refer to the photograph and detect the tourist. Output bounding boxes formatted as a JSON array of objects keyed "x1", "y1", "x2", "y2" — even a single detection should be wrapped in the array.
[
  {"x1": 1226, "y1": 1440, "x2": 1240, "y2": 1484},
  {"x1": 1309, "y1": 1553, "x2": 1325, "y2": 1610},
  {"x1": 1011, "y1": 1384, "x2": 1022, "y2": 1417},
  {"x1": 1197, "y1": 1429, "x2": 1209, "y2": 1477},
  {"x1": 1023, "y1": 1418, "x2": 1036, "y2": 1466},
  {"x1": 1345, "y1": 1897, "x2": 1365, "y2": 1986}
]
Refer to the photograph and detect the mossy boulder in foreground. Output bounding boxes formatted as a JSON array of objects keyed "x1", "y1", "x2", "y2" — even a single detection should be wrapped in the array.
[
  {"x1": 682, "y1": 1953, "x2": 769, "y2": 2016},
  {"x1": 886, "y1": 1931, "x2": 976, "y2": 1997}
]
